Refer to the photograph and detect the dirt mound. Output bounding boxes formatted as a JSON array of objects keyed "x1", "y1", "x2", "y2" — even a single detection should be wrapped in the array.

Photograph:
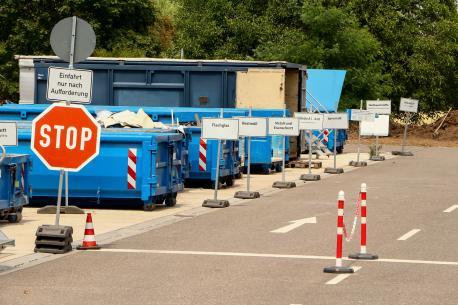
[
  {"x1": 391, "y1": 110, "x2": 458, "y2": 141},
  {"x1": 348, "y1": 110, "x2": 458, "y2": 147}
]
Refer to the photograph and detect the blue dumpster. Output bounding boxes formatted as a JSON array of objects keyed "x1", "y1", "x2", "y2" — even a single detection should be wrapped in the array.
[
  {"x1": 185, "y1": 127, "x2": 240, "y2": 186},
  {"x1": 0, "y1": 154, "x2": 30, "y2": 222},
  {"x1": 0, "y1": 104, "x2": 289, "y2": 173},
  {"x1": 7, "y1": 124, "x2": 186, "y2": 210}
]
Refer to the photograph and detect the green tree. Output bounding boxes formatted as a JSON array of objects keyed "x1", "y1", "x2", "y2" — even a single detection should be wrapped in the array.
[
  {"x1": 0, "y1": 0, "x2": 173, "y2": 101},
  {"x1": 350, "y1": 0, "x2": 458, "y2": 111}
]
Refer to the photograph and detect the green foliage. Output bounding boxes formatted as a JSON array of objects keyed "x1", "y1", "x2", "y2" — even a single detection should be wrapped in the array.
[{"x1": 0, "y1": 0, "x2": 172, "y2": 101}]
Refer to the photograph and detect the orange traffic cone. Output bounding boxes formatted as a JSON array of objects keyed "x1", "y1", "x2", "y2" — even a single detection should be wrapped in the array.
[{"x1": 77, "y1": 213, "x2": 100, "y2": 250}]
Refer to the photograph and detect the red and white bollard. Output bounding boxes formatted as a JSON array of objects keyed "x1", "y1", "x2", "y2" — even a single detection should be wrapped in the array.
[
  {"x1": 324, "y1": 191, "x2": 354, "y2": 274},
  {"x1": 349, "y1": 183, "x2": 378, "y2": 260}
]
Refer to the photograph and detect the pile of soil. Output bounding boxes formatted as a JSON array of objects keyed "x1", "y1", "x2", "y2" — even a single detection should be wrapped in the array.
[{"x1": 348, "y1": 110, "x2": 458, "y2": 147}]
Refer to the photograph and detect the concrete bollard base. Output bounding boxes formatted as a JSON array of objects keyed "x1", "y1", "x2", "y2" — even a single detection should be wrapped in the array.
[
  {"x1": 392, "y1": 151, "x2": 414, "y2": 156},
  {"x1": 324, "y1": 167, "x2": 344, "y2": 174},
  {"x1": 349, "y1": 161, "x2": 367, "y2": 167},
  {"x1": 370, "y1": 156, "x2": 385, "y2": 161},
  {"x1": 37, "y1": 205, "x2": 85, "y2": 214},
  {"x1": 272, "y1": 181, "x2": 296, "y2": 189},
  {"x1": 349, "y1": 252, "x2": 378, "y2": 260},
  {"x1": 300, "y1": 174, "x2": 321, "y2": 181},
  {"x1": 234, "y1": 191, "x2": 260, "y2": 199},
  {"x1": 323, "y1": 266, "x2": 354, "y2": 274},
  {"x1": 202, "y1": 199, "x2": 230, "y2": 208}
]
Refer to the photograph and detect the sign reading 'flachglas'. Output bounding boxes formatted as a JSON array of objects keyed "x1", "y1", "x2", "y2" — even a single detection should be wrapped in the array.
[
  {"x1": 238, "y1": 117, "x2": 267, "y2": 137},
  {"x1": 268, "y1": 118, "x2": 299, "y2": 136},
  {"x1": 323, "y1": 113, "x2": 349, "y2": 129},
  {"x1": 294, "y1": 113, "x2": 324, "y2": 130},
  {"x1": 201, "y1": 118, "x2": 239, "y2": 140},
  {"x1": 47, "y1": 67, "x2": 93, "y2": 104}
]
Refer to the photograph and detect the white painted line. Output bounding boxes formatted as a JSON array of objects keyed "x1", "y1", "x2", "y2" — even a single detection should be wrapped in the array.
[
  {"x1": 270, "y1": 217, "x2": 317, "y2": 233},
  {"x1": 98, "y1": 249, "x2": 458, "y2": 266},
  {"x1": 326, "y1": 266, "x2": 362, "y2": 285},
  {"x1": 397, "y1": 229, "x2": 421, "y2": 241},
  {"x1": 443, "y1": 205, "x2": 458, "y2": 213}
]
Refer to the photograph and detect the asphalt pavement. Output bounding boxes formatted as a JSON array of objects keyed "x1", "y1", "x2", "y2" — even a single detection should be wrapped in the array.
[{"x1": 1, "y1": 146, "x2": 457, "y2": 305}]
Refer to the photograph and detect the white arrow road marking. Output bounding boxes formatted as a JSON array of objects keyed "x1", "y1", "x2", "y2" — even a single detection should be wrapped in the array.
[
  {"x1": 326, "y1": 266, "x2": 362, "y2": 285},
  {"x1": 397, "y1": 229, "x2": 421, "y2": 241},
  {"x1": 443, "y1": 205, "x2": 458, "y2": 213},
  {"x1": 270, "y1": 217, "x2": 317, "y2": 234}
]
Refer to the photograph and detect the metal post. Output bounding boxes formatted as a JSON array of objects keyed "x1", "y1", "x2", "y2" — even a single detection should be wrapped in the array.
[
  {"x1": 308, "y1": 129, "x2": 313, "y2": 175},
  {"x1": 69, "y1": 16, "x2": 77, "y2": 69},
  {"x1": 247, "y1": 107, "x2": 252, "y2": 192},
  {"x1": 333, "y1": 129, "x2": 337, "y2": 169},
  {"x1": 356, "y1": 100, "x2": 363, "y2": 163},
  {"x1": 282, "y1": 106, "x2": 286, "y2": 183},
  {"x1": 375, "y1": 136, "x2": 379, "y2": 157},
  {"x1": 65, "y1": 171, "x2": 69, "y2": 207},
  {"x1": 401, "y1": 112, "x2": 410, "y2": 153},
  {"x1": 213, "y1": 109, "x2": 224, "y2": 200},
  {"x1": 55, "y1": 169, "x2": 64, "y2": 226},
  {"x1": 171, "y1": 109, "x2": 174, "y2": 127}
]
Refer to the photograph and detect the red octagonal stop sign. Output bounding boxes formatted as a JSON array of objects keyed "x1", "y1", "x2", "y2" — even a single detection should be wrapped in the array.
[{"x1": 31, "y1": 103, "x2": 101, "y2": 172}]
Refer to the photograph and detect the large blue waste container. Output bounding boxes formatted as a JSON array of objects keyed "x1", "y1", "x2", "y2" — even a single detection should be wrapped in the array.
[
  {"x1": 0, "y1": 104, "x2": 289, "y2": 173},
  {"x1": 7, "y1": 124, "x2": 186, "y2": 210},
  {"x1": 0, "y1": 154, "x2": 30, "y2": 222},
  {"x1": 185, "y1": 127, "x2": 240, "y2": 186}
]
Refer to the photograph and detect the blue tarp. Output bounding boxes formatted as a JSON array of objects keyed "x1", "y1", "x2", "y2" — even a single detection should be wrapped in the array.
[{"x1": 306, "y1": 69, "x2": 346, "y2": 113}]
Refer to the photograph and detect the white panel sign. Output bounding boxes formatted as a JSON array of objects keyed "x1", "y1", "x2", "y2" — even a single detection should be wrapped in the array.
[
  {"x1": 366, "y1": 100, "x2": 391, "y2": 114},
  {"x1": 0, "y1": 122, "x2": 18, "y2": 146},
  {"x1": 350, "y1": 110, "x2": 374, "y2": 122},
  {"x1": 360, "y1": 114, "x2": 390, "y2": 136},
  {"x1": 400, "y1": 98, "x2": 419, "y2": 113},
  {"x1": 323, "y1": 113, "x2": 349, "y2": 129},
  {"x1": 294, "y1": 113, "x2": 324, "y2": 130},
  {"x1": 268, "y1": 118, "x2": 299, "y2": 136},
  {"x1": 202, "y1": 118, "x2": 239, "y2": 140},
  {"x1": 238, "y1": 117, "x2": 267, "y2": 137},
  {"x1": 47, "y1": 66, "x2": 93, "y2": 104}
]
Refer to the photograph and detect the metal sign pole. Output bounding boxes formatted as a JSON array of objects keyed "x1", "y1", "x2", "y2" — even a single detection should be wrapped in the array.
[
  {"x1": 401, "y1": 112, "x2": 410, "y2": 153},
  {"x1": 281, "y1": 107, "x2": 286, "y2": 183},
  {"x1": 375, "y1": 136, "x2": 379, "y2": 157},
  {"x1": 247, "y1": 108, "x2": 252, "y2": 192},
  {"x1": 308, "y1": 129, "x2": 313, "y2": 175},
  {"x1": 333, "y1": 129, "x2": 337, "y2": 169},
  {"x1": 213, "y1": 109, "x2": 224, "y2": 200},
  {"x1": 356, "y1": 100, "x2": 363, "y2": 163},
  {"x1": 55, "y1": 169, "x2": 64, "y2": 226}
]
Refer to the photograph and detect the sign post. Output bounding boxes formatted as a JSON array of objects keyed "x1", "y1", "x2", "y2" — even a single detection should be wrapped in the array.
[
  {"x1": 366, "y1": 100, "x2": 391, "y2": 161},
  {"x1": 269, "y1": 108, "x2": 299, "y2": 189},
  {"x1": 234, "y1": 109, "x2": 267, "y2": 199},
  {"x1": 392, "y1": 98, "x2": 418, "y2": 156},
  {"x1": 349, "y1": 103, "x2": 374, "y2": 167},
  {"x1": 295, "y1": 112, "x2": 323, "y2": 181},
  {"x1": 323, "y1": 113, "x2": 349, "y2": 174},
  {"x1": 202, "y1": 110, "x2": 239, "y2": 208}
]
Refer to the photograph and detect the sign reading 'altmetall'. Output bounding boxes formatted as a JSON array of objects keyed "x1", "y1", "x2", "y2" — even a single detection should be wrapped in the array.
[{"x1": 47, "y1": 67, "x2": 93, "y2": 104}]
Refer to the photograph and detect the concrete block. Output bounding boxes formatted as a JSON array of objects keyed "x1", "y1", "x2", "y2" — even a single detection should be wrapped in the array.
[{"x1": 234, "y1": 191, "x2": 260, "y2": 199}]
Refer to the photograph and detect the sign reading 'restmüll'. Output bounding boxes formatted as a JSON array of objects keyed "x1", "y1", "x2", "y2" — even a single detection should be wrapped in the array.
[{"x1": 47, "y1": 67, "x2": 93, "y2": 104}]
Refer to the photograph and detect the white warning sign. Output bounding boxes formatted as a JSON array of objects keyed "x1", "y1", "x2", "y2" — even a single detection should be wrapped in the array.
[
  {"x1": 202, "y1": 118, "x2": 239, "y2": 140},
  {"x1": 268, "y1": 118, "x2": 299, "y2": 136},
  {"x1": 47, "y1": 66, "x2": 93, "y2": 104}
]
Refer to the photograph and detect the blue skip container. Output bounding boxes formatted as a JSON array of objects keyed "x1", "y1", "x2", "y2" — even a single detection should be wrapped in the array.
[
  {"x1": 185, "y1": 127, "x2": 240, "y2": 186},
  {"x1": 0, "y1": 154, "x2": 30, "y2": 222},
  {"x1": 7, "y1": 125, "x2": 186, "y2": 210}
]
